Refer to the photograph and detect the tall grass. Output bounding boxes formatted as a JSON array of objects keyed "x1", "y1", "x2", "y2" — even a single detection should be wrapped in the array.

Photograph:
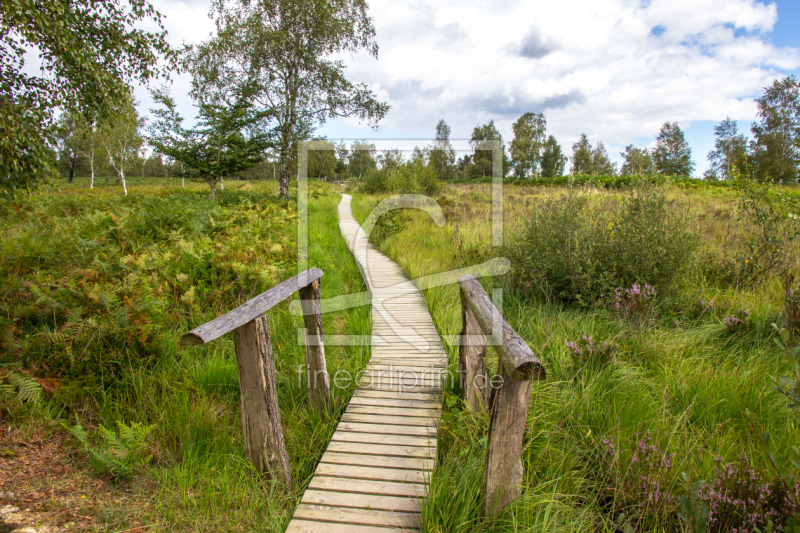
[
  {"x1": 352, "y1": 183, "x2": 799, "y2": 532},
  {"x1": 1, "y1": 179, "x2": 371, "y2": 531}
]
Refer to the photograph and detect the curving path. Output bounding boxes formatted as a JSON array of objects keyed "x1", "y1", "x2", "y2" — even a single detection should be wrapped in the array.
[{"x1": 285, "y1": 195, "x2": 448, "y2": 532}]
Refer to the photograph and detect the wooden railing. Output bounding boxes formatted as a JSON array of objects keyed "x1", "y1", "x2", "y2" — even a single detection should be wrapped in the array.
[
  {"x1": 457, "y1": 274, "x2": 546, "y2": 515},
  {"x1": 180, "y1": 268, "x2": 331, "y2": 489}
]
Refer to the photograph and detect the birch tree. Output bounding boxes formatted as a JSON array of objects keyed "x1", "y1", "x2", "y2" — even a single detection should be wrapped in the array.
[{"x1": 189, "y1": 0, "x2": 389, "y2": 200}]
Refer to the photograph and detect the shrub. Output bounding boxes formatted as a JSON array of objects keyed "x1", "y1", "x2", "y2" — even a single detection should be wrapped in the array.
[
  {"x1": 699, "y1": 455, "x2": 799, "y2": 533},
  {"x1": 723, "y1": 309, "x2": 751, "y2": 332},
  {"x1": 784, "y1": 277, "x2": 800, "y2": 335},
  {"x1": 507, "y1": 183, "x2": 697, "y2": 306},
  {"x1": 597, "y1": 432, "x2": 677, "y2": 528},
  {"x1": 612, "y1": 283, "x2": 658, "y2": 324},
  {"x1": 565, "y1": 334, "x2": 617, "y2": 373},
  {"x1": 731, "y1": 171, "x2": 800, "y2": 288}
]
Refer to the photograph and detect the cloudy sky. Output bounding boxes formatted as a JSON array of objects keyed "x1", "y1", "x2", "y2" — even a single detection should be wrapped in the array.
[{"x1": 139, "y1": 0, "x2": 800, "y2": 175}]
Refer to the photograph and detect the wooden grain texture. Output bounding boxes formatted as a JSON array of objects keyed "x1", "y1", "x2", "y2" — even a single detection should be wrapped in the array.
[
  {"x1": 483, "y1": 363, "x2": 533, "y2": 515},
  {"x1": 181, "y1": 268, "x2": 323, "y2": 346},
  {"x1": 309, "y1": 476, "x2": 428, "y2": 498},
  {"x1": 285, "y1": 195, "x2": 446, "y2": 532},
  {"x1": 293, "y1": 504, "x2": 421, "y2": 529},
  {"x1": 457, "y1": 274, "x2": 545, "y2": 382},
  {"x1": 299, "y1": 278, "x2": 333, "y2": 415},
  {"x1": 231, "y1": 315, "x2": 292, "y2": 488},
  {"x1": 459, "y1": 291, "x2": 489, "y2": 412}
]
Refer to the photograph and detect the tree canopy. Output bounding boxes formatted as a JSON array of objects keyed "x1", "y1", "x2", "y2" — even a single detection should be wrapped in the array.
[
  {"x1": 429, "y1": 119, "x2": 455, "y2": 180},
  {"x1": 751, "y1": 76, "x2": 800, "y2": 183},
  {"x1": 0, "y1": 0, "x2": 178, "y2": 189},
  {"x1": 653, "y1": 122, "x2": 695, "y2": 176},
  {"x1": 148, "y1": 87, "x2": 270, "y2": 197},
  {"x1": 509, "y1": 112, "x2": 547, "y2": 178},
  {"x1": 191, "y1": 0, "x2": 389, "y2": 200},
  {"x1": 621, "y1": 145, "x2": 655, "y2": 176},
  {"x1": 706, "y1": 117, "x2": 748, "y2": 180}
]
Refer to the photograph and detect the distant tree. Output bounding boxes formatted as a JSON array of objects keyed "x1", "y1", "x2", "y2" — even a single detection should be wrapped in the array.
[
  {"x1": 306, "y1": 139, "x2": 336, "y2": 180},
  {"x1": 571, "y1": 134, "x2": 594, "y2": 175},
  {"x1": 592, "y1": 141, "x2": 617, "y2": 175},
  {"x1": 0, "y1": 0, "x2": 177, "y2": 189},
  {"x1": 55, "y1": 113, "x2": 89, "y2": 184},
  {"x1": 334, "y1": 141, "x2": 349, "y2": 179},
  {"x1": 99, "y1": 94, "x2": 144, "y2": 195},
  {"x1": 429, "y1": 119, "x2": 455, "y2": 180},
  {"x1": 192, "y1": 0, "x2": 389, "y2": 200},
  {"x1": 540, "y1": 135, "x2": 567, "y2": 177},
  {"x1": 469, "y1": 120, "x2": 506, "y2": 178},
  {"x1": 143, "y1": 154, "x2": 166, "y2": 178},
  {"x1": 620, "y1": 145, "x2": 656, "y2": 176},
  {"x1": 509, "y1": 112, "x2": 547, "y2": 178},
  {"x1": 750, "y1": 76, "x2": 800, "y2": 183},
  {"x1": 148, "y1": 87, "x2": 270, "y2": 197},
  {"x1": 653, "y1": 122, "x2": 695, "y2": 176},
  {"x1": 705, "y1": 117, "x2": 749, "y2": 180},
  {"x1": 348, "y1": 140, "x2": 377, "y2": 180}
]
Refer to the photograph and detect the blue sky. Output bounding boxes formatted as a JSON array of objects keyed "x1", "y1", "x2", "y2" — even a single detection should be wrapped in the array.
[{"x1": 144, "y1": 0, "x2": 800, "y2": 175}]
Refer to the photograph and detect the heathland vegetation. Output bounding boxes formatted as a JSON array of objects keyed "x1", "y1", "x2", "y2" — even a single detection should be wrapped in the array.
[{"x1": 2, "y1": 0, "x2": 800, "y2": 531}]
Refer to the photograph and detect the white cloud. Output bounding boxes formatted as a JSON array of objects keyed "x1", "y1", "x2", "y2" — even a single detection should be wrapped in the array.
[{"x1": 140, "y1": 0, "x2": 799, "y2": 174}]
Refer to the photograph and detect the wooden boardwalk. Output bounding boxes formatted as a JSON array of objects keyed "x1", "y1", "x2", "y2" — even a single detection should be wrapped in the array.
[{"x1": 285, "y1": 195, "x2": 447, "y2": 532}]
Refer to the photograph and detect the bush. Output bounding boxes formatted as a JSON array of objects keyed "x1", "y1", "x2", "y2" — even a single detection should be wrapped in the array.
[
  {"x1": 565, "y1": 334, "x2": 617, "y2": 374},
  {"x1": 699, "y1": 455, "x2": 799, "y2": 533},
  {"x1": 507, "y1": 183, "x2": 698, "y2": 306}
]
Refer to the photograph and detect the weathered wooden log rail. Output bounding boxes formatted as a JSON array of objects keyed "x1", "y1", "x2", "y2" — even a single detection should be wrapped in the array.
[
  {"x1": 180, "y1": 268, "x2": 331, "y2": 489},
  {"x1": 458, "y1": 274, "x2": 546, "y2": 515}
]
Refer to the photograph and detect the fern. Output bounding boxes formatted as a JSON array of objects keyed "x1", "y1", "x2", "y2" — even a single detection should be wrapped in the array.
[
  {"x1": 0, "y1": 371, "x2": 42, "y2": 403},
  {"x1": 69, "y1": 420, "x2": 155, "y2": 480}
]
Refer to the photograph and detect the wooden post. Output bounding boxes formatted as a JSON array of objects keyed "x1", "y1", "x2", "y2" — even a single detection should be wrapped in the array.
[
  {"x1": 298, "y1": 278, "x2": 333, "y2": 415},
  {"x1": 231, "y1": 314, "x2": 293, "y2": 488},
  {"x1": 459, "y1": 290, "x2": 488, "y2": 412},
  {"x1": 483, "y1": 363, "x2": 533, "y2": 515}
]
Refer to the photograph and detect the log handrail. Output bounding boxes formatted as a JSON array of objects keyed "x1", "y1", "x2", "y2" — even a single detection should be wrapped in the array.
[
  {"x1": 180, "y1": 268, "x2": 324, "y2": 346},
  {"x1": 456, "y1": 274, "x2": 546, "y2": 516},
  {"x1": 457, "y1": 274, "x2": 545, "y2": 381},
  {"x1": 179, "y1": 267, "x2": 331, "y2": 489}
]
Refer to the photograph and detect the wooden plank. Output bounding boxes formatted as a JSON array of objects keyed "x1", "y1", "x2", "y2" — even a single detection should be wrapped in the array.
[
  {"x1": 181, "y1": 268, "x2": 323, "y2": 345},
  {"x1": 336, "y1": 422, "x2": 437, "y2": 437},
  {"x1": 315, "y1": 462, "x2": 431, "y2": 482},
  {"x1": 331, "y1": 431, "x2": 436, "y2": 448},
  {"x1": 293, "y1": 505, "x2": 421, "y2": 529},
  {"x1": 301, "y1": 490, "x2": 421, "y2": 513},
  {"x1": 286, "y1": 519, "x2": 408, "y2": 533},
  {"x1": 352, "y1": 389, "x2": 439, "y2": 401},
  {"x1": 348, "y1": 396, "x2": 441, "y2": 409},
  {"x1": 340, "y1": 413, "x2": 439, "y2": 427},
  {"x1": 309, "y1": 476, "x2": 428, "y2": 498},
  {"x1": 325, "y1": 442, "x2": 436, "y2": 460},
  {"x1": 346, "y1": 405, "x2": 440, "y2": 418},
  {"x1": 321, "y1": 451, "x2": 434, "y2": 471}
]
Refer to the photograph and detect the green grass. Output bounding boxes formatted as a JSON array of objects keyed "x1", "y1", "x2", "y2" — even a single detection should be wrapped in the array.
[
  {"x1": 351, "y1": 183, "x2": 799, "y2": 532},
  {"x1": 0, "y1": 178, "x2": 370, "y2": 531}
]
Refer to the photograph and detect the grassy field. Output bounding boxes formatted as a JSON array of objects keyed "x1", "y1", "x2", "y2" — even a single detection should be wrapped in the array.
[
  {"x1": 352, "y1": 182, "x2": 800, "y2": 532},
  {"x1": 2, "y1": 176, "x2": 798, "y2": 532},
  {"x1": 1, "y1": 177, "x2": 370, "y2": 531}
]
